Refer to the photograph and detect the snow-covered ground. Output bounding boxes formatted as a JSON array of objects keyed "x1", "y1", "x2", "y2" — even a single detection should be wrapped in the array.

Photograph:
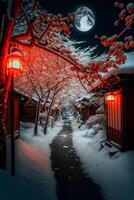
[
  {"x1": 72, "y1": 121, "x2": 134, "y2": 200},
  {"x1": 0, "y1": 120, "x2": 63, "y2": 200},
  {"x1": 1, "y1": 118, "x2": 134, "y2": 200}
]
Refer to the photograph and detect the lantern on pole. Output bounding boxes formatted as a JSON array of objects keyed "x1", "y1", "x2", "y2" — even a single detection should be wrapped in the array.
[
  {"x1": 7, "y1": 49, "x2": 23, "y2": 176},
  {"x1": 7, "y1": 51, "x2": 23, "y2": 72}
]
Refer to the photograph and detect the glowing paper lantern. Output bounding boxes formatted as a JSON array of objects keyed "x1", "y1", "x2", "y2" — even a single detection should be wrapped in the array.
[
  {"x1": 7, "y1": 52, "x2": 23, "y2": 72},
  {"x1": 106, "y1": 94, "x2": 115, "y2": 101}
]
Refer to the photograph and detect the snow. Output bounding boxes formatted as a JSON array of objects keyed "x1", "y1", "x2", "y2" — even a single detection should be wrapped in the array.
[
  {"x1": 0, "y1": 169, "x2": 32, "y2": 200},
  {"x1": 110, "y1": 51, "x2": 134, "y2": 75},
  {"x1": 83, "y1": 128, "x2": 96, "y2": 137},
  {"x1": 3, "y1": 120, "x2": 64, "y2": 200},
  {"x1": 76, "y1": 94, "x2": 93, "y2": 102},
  {"x1": 72, "y1": 121, "x2": 134, "y2": 200},
  {"x1": 86, "y1": 114, "x2": 105, "y2": 126},
  {"x1": 88, "y1": 51, "x2": 134, "y2": 92}
]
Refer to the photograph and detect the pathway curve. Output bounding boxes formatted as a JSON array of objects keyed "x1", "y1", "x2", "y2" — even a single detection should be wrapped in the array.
[{"x1": 50, "y1": 120, "x2": 104, "y2": 200}]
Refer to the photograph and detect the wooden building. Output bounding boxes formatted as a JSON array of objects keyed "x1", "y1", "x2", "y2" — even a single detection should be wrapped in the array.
[
  {"x1": 105, "y1": 74, "x2": 134, "y2": 151},
  {"x1": 76, "y1": 103, "x2": 92, "y2": 122},
  {"x1": 6, "y1": 90, "x2": 38, "y2": 137},
  {"x1": 75, "y1": 97, "x2": 98, "y2": 123},
  {"x1": 20, "y1": 96, "x2": 37, "y2": 123}
]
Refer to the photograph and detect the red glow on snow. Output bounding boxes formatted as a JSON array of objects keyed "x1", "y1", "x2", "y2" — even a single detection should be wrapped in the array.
[{"x1": 18, "y1": 140, "x2": 49, "y2": 170}]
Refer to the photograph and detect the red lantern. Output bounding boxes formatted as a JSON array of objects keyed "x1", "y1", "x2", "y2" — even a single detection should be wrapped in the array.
[
  {"x1": 7, "y1": 51, "x2": 23, "y2": 72},
  {"x1": 106, "y1": 94, "x2": 115, "y2": 101}
]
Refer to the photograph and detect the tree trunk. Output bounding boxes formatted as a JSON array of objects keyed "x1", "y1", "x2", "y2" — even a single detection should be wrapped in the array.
[
  {"x1": 41, "y1": 91, "x2": 50, "y2": 113},
  {"x1": 0, "y1": 21, "x2": 13, "y2": 168},
  {"x1": 44, "y1": 86, "x2": 62, "y2": 135},
  {"x1": 0, "y1": 78, "x2": 11, "y2": 168},
  {"x1": 33, "y1": 100, "x2": 41, "y2": 136},
  {"x1": 39, "y1": 92, "x2": 50, "y2": 125},
  {"x1": 0, "y1": 0, "x2": 20, "y2": 168},
  {"x1": 44, "y1": 95, "x2": 55, "y2": 135},
  {"x1": 0, "y1": 105, "x2": 6, "y2": 168}
]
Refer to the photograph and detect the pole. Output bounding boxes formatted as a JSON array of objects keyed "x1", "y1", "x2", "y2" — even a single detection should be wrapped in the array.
[{"x1": 10, "y1": 70, "x2": 15, "y2": 176}]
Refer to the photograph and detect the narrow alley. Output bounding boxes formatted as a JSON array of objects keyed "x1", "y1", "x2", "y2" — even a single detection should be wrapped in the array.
[{"x1": 50, "y1": 120, "x2": 104, "y2": 200}]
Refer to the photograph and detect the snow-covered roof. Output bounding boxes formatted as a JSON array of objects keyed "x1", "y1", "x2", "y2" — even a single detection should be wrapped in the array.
[
  {"x1": 110, "y1": 51, "x2": 134, "y2": 75},
  {"x1": 89, "y1": 52, "x2": 134, "y2": 92},
  {"x1": 14, "y1": 88, "x2": 38, "y2": 102},
  {"x1": 76, "y1": 94, "x2": 94, "y2": 102},
  {"x1": 75, "y1": 93, "x2": 103, "y2": 108}
]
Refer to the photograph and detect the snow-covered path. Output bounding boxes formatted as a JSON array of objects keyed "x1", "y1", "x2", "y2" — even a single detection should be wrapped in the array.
[
  {"x1": 4, "y1": 121, "x2": 63, "y2": 200},
  {"x1": 50, "y1": 120, "x2": 104, "y2": 200},
  {"x1": 2, "y1": 119, "x2": 134, "y2": 200},
  {"x1": 72, "y1": 121, "x2": 134, "y2": 200}
]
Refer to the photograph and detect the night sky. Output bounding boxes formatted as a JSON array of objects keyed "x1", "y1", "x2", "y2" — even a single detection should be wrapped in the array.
[{"x1": 39, "y1": 0, "x2": 133, "y2": 55}]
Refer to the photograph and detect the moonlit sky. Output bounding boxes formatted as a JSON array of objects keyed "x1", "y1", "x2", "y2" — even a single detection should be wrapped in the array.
[{"x1": 39, "y1": 0, "x2": 134, "y2": 55}]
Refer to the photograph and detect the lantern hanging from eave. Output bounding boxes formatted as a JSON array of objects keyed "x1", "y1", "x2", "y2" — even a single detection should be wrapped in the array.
[
  {"x1": 7, "y1": 51, "x2": 23, "y2": 72},
  {"x1": 105, "y1": 94, "x2": 115, "y2": 101}
]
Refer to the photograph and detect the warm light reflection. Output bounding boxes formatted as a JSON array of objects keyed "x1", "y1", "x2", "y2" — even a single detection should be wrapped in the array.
[{"x1": 106, "y1": 94, "x2": 115, "y2": 101}]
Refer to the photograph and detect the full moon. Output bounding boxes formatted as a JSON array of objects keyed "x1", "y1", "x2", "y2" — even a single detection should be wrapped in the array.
[{"x1": 74, "y1": 6, "x2": 95, "y2": 32}]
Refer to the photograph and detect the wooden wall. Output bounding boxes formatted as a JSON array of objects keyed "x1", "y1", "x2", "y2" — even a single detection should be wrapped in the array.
[{"x1": 105, "y1": 88, "x2": 134, "y2": 150}]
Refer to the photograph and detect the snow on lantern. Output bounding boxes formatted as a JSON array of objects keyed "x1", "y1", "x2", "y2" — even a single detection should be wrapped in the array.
[{"x1": 7, "y1": 51, "x2": 23, "y2": 72}]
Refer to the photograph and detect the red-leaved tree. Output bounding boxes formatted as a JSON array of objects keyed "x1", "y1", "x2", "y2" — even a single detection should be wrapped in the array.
[{"x1": 71, "y1": 2, "x2": 134, "y2": 92}]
